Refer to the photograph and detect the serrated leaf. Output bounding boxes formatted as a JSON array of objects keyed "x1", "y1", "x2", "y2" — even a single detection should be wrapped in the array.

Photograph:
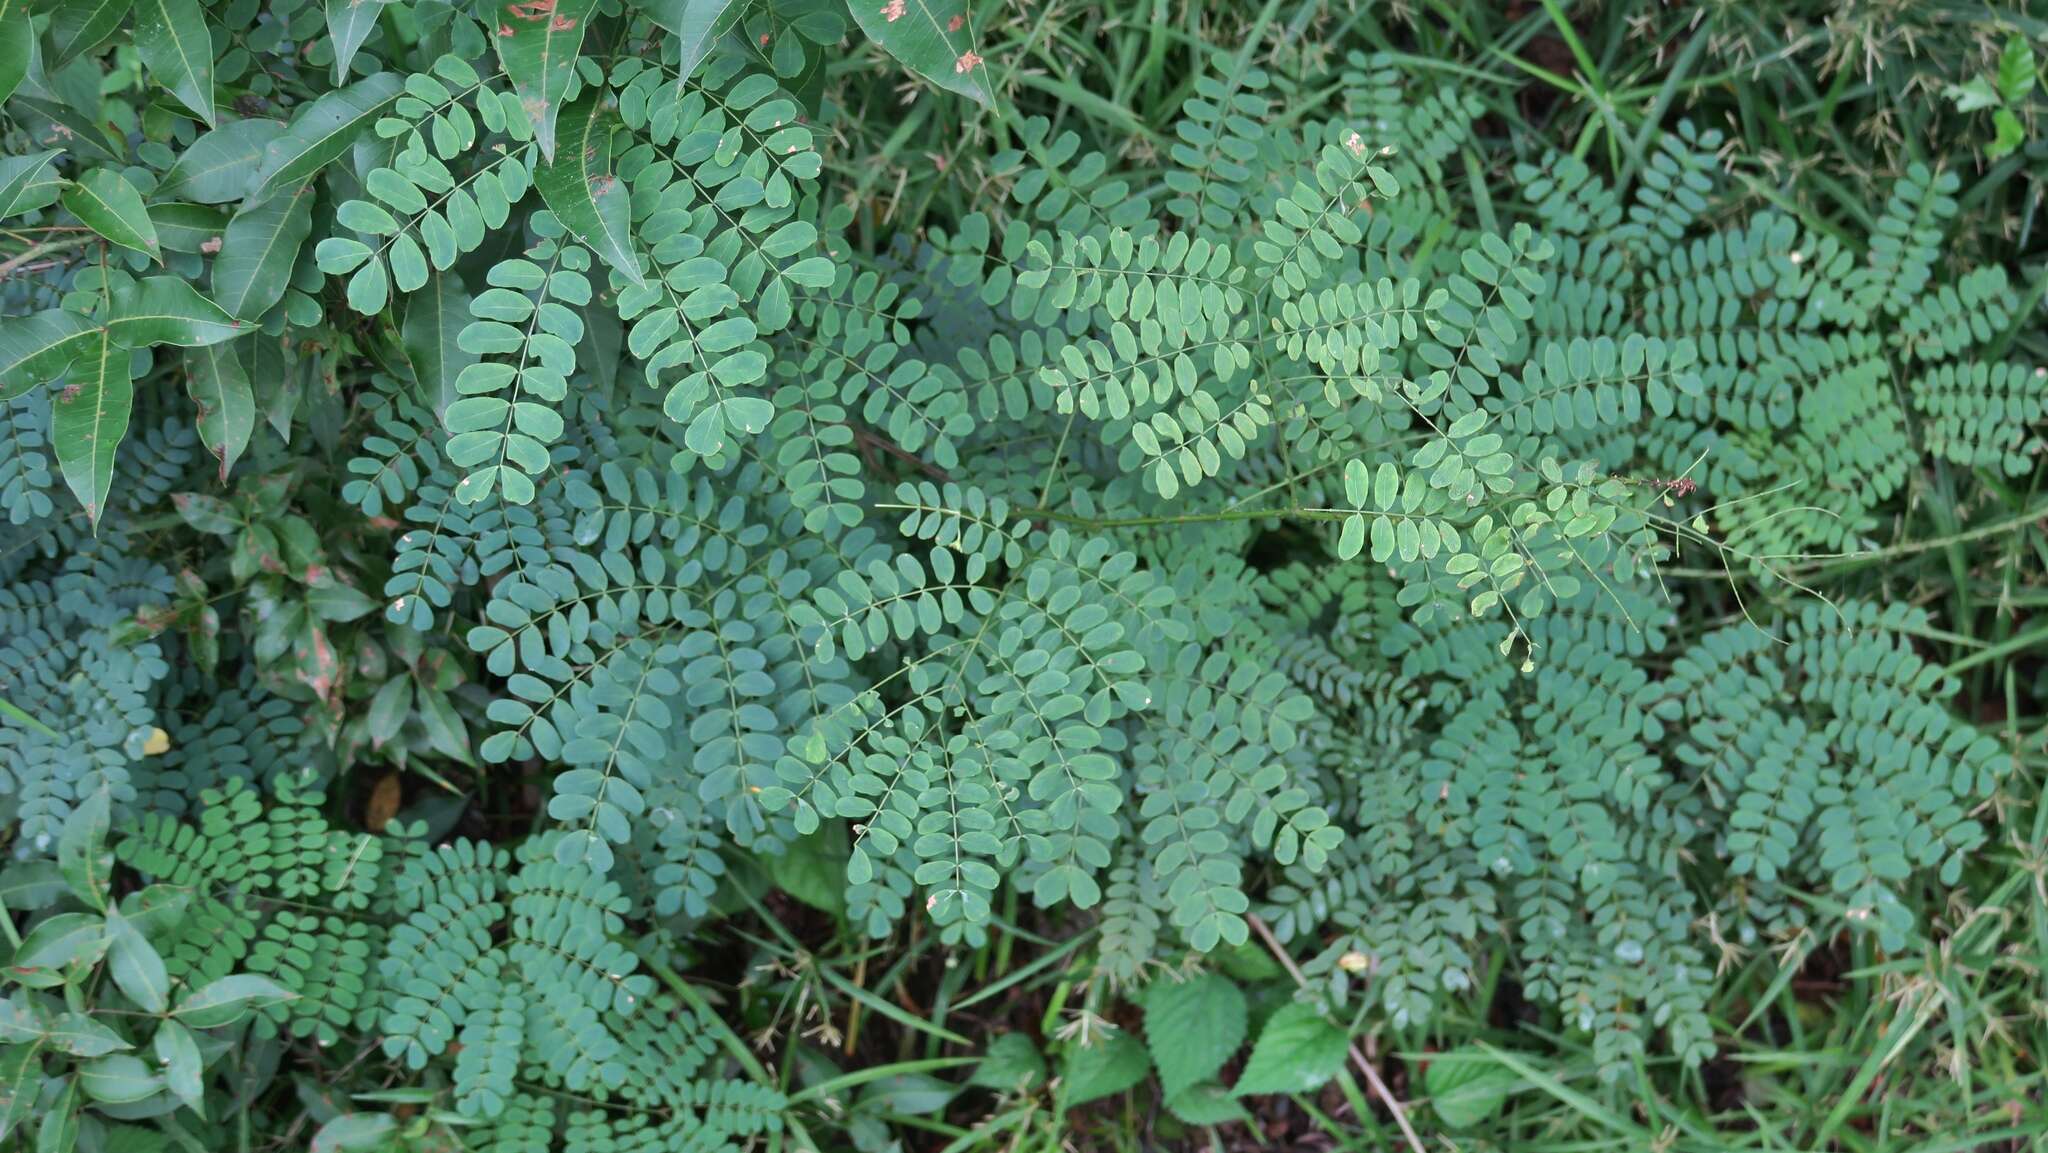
[
  {"x1": 134, "y1": 0, "x2": 217, "y2": 126},
  {"x1": 847, "y1": 0, "x2": 994, "y2": 108},
  {"x1": 491, "y1": 0, "x2": 595, "y2": 162},
  {"x1": 1423, "y1": 1047, "x2": 1522, "y2": 1129},
  {"x1": 1142, "y1": 972, "x2": 1246, "y2": 1098},
  {"x1": 1232, "y1": 1003, "x2": 1349, "y2": 1097},
  {"x1": 247, "y1": 72, "x2": 405, "y2": 204},
  {"x1": 51, "y1": 329, "x2": 132, "y2": 529},
  {"x1": 186, "y1": 342, "x2": 256, "y2": 480},
  {"x1": 212, "y1": 181, "x2": 315, "y2": 320},
  {"x1": 1060, "y1": 1029, "x2": 1149, "y2": 1107},
  {"x1": 63, "y1": 170, "x2": 161, "y2": 261}
]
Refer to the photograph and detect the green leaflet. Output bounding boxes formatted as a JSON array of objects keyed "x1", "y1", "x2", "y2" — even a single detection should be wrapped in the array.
[
  {"x1": 51, "y1": 329, "x2": 133, "y2": 529},
  {"x1": 133, "y1": 0, "x2": 216, "y2": 126},
  {"x1": 1231, "y1": 1003, "x2": 1348, "y2": 1097},
  {"x1": 490, "y1": 0, "x2": 595, "y2": 163},
  {"x1": 326, "y1": 0, "x2": 388, "y2": 82},
  {"x1": 846, "y1": 0, "x2": 994, "y2": 108},
  {"x1": 212, "y1": 181, "x2": 316, "y2": 320},
  {"x1": 186, "y1": 342, "x2": 256, "y2": 480},
  {"x1": 62, "y1": 169, "x2": 161, "y2": 261},
  {"x1": 0, "y1": 0, "x2": 29, "y2": 105},
  {"x1": 46, "y1": 0, "x2": 135, "y2": 67},
  {"x1": 157, "y1": 119, "x2": 285, "y2": 204},
  {"x1": 533, "y1": 95, "x2": 644, "y2": 287},
  {"x1": 247, "y1": 72, "x2": 405, "y2": 204}
]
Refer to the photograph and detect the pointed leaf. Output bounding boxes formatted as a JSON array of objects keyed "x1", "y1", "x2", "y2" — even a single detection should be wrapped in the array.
[
  {"x1": 247, "y1": 72, "x2": 404, "y2": 204},
  {"x1": 107, "y1": 278, "x2": 244, "y2": 347},
  {"x1": 134, "y1": 0, "x2": 217, "y2": 126},
  {"x1": 0, "y1": 152, "x2": 66, "y2": 220},
  {"x1": 1143, "y1": 973, "x2": 1246, "y2": 1098},
  {"x1": 535, "y1": 95, "x2": 644, "y2": 286},
  {"x1": 47, "y1": 0, "x2": 134, "y2": 67},
  {"x1": 158, "y1": 119, "x2": 284, "y2": 204},
  {"x1": 186, "y1": 343, "x2": 256, "y2": 480},
  {"x1": 491, "y1": 0, "x2": 595, "y2": 162},
  {"x1": 0, "y1": 310, "x2": 99, "y2": 401},
  {"x1": 103, "y1": 908, "x2": 169, "y2": 1014},
  {"x1": 631, "y1": 0, "x2": 741, "y2": 82},
  {"x1": 62, "y1": 170, "x2": 161, "y2": 261},
  {"x1": 172, "y1": 973, "x2": 296, "y2": 1028},
  {"x1": 212, "y1": 181, "x2": 314, "y2": 319},
  {"x1": 45, "y1": 1014, "x2": 129, "y2": 1058},
  {"x1": 153, "y1": 1021, "x2": 204, "y2": 1116},
  {"x1": 55, "y1": 787, "x2": 112, "y2": 910},
  {"x1": 51, "y1": 330, "x2": 132, "y2": 529},
  {"x1": 1232, "y1": 1003, "x2": 1349, "y2": 1097},
  {"x1": 847, "y1": 0, "x2": 994, "y2": 108},
  {"x1": 327, "y1": 0, "x2": 388, "y2": 82},
  {"x1": 79, "y1": 1054, "x2": 160, "y2": 1104},
  {"x1": 0, "y1": 0, "x2": 30, "y2": 105},
  {"x1": 402, "y1": 270, "x2": 475, "y2": 425}
]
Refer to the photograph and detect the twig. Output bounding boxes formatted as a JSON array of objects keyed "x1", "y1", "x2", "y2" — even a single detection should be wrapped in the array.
[
  {"x1": 1245, "y1": 913, "x2": 1426, "y2": 1153},
  {"x1": 0, "y1": 234, "x2": 99, "y2": 280}
]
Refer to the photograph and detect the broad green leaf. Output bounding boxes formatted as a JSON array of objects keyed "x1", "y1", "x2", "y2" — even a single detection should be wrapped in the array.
[
  {"x1": 490, "y1": 0, "x2": 595, "y2": 162},
  {"x1": 1164, "y1": 1083, "x2": 1251, "y2": 1125},
  {"x1": 247, "y1": 72, "x2": 404, "y2": 204},
  {"x1": 0, "y1": 861, "x2": 68, "y2": 910},
  {"x1": 846, "y1": 0, "x2": 994, "y2": 108},
  {"x1": 62, "y1": 169, "x2": 161, "y2": 261},
  {"x1": 1998, "y1": 35, "x2": 2037, "y2": 104},
  {"x1": 1142, "y1": 972, "x2": 1246, "y2": 1098},
  {"x1": 150, "y1": 203, "x2": 229, "y2": 253},
  {"x1": 327, "y1": 0, "x2": 388, "y2": 82},
  {"x1": 1059, "y1": 1029, "x2": 1149, "y2": 1107},
  {"x1": 46, "y1": 1014, "x2": 130, "y2": 1058},
  {"x1": 0, "y1": 310, "x2": 98, "y2": 401},
  {"x1": 310, "y1": 1114, "x2": 397, "y2": 1153},
  {"x1": 0, "y1": 0, "x2": 29, "y2": 105},
  {"x1": 172, "y1": 973, "x2": 296, "y2": 1028},
  {"x1": 47, "y1": 0, "x2": 134, "y2": 67},
  {"x1": 0, "y1": 152, "x2": 66, "y2": 220},
  {"x1": 0, "y1": 996, "x2": 41, "y2": 1043},
  {"x1": 51, "y1": 330, "x2": 133, "y2": 529},
  {"x1": 186, "y1": 342, "x2": 256, "y2": 480},
  {"x1": 157, "y1": 119, "x2": 284, "y2": 203},
  {"x1": 968, "y1": 1034, "x2": 1046, "y2": 1092},
  {"x1": 534, "y1": 94, "x2": 644, "y2": 286},
  {"x1": 212, "y1": 181, "x2": 315, "y2": 319},
  {"x1": 104, "y1": 909, "x2": 169, "y2": 1013},
  {"x1": 107, "y1": 278, "x2": 244, "y2": 347},
  {"x1": 402, "y1": 270, "x2": 475, "y2": 425},
  {"x1": 11, "y1": 912, "x2": 109, "y2": 984},
  {"x1": 79, "y1": 1054, "x2": 161, "y2": 1104},
  {"x1": 11, "y1": 98, "x2": 120, "y2": 163},
  {"x1": 1423, "y1": 1047, "x2": 1523, "y2": 1129},
  {"x1": 134, "y1": 0, "x2": 217, "y2": 126},
  {"x1": 154, "y1": 1021, "x2": 204, "y2": 1116},
  {"x1": 55, "y1": 787, "x2": 112, "y2": 909},
  {"x1": 1232, "y1": 1003, "x2": 1350, "y2": 1097},
  {"x1": 631, "y1": 0, "x2": 741, "y2": 82}
]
